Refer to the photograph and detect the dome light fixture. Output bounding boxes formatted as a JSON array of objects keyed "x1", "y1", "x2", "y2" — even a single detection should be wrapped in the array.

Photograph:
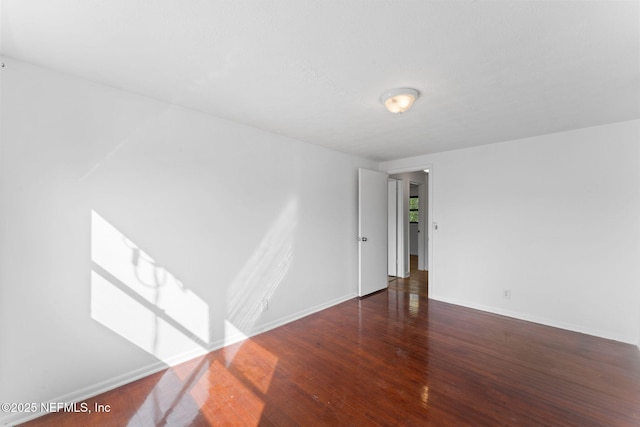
[{"x1": 381, "y1": 88, "x2": 419, "y2": 114}]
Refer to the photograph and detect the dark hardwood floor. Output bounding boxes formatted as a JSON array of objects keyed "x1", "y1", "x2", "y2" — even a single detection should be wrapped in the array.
[
  {"x1": 388, "y1": 255, "x2": 428, "y2": 296},
  {"x1": 21, "y1": 279, "x2": 640, "y2": 426}
]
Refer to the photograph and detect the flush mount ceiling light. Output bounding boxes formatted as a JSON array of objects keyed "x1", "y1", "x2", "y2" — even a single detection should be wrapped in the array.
[{"x1": 381, "y1": 88, "x2": 419, "y2": 114}]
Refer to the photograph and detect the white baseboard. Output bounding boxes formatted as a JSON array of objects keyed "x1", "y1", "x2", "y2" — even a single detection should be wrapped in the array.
[
  {"x1": 430, "y1": 294, "x2": 636, "y2": 346},
  {"x1": 1, "y1": 292, "x2": 357, "y2": 427},
  {"x1": 250, "y1": 292, "x2": 357, "y2": 337},
  {"x1": 0, "y1": 345, "x2": 210, "y2": 426}
]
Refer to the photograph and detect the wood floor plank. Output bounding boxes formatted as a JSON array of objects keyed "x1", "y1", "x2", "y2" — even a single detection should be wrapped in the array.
[{"x1": 19, "y1": 284, "x2": 640, "y2": 426}]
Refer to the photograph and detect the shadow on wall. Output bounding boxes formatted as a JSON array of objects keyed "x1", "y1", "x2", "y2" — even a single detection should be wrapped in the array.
[
  {"x1": 90, "y1": 195, "x2": 298, "y2": 361},
  {"x1": 88, "y1": 199, "x2": 297, "y2": 425},
  {"x1": 91, "y1": 210, "x2": 210, "y2": 363},
  {"x1": 224, "y1": 198, "x2": 297, "y2": 347}
]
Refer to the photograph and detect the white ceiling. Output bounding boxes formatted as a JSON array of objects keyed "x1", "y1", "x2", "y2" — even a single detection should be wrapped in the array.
[{"x1": 2, "y1": 1, "x2": 639, "y2": 161}]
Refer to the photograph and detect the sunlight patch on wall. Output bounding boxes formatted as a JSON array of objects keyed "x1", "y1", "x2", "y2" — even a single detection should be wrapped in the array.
[
  {"x1": 91, "y1": 210, "x2": 209, "y2": 363},
  {"x1": 91, "y1": 272, "x2": 206, "y2": 362},
  {"x1": 225, "y1": 199, "x2": 297, "y2": 345},
  {"x1": 223, "y1": 320, "x2": 248, "y2": 347}
]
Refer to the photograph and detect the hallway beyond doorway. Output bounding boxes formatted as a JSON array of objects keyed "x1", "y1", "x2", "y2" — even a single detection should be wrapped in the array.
[{"x1": 388, "y1": 255, "x2": 427, "y2": 296}]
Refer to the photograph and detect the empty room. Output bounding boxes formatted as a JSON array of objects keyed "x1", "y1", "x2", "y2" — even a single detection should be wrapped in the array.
[{"x1": 1, "y1": 1, "x2": 639, "y2": 426}]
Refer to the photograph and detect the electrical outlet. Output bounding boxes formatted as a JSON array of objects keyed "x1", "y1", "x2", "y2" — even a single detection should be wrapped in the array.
[
  {"x1": 503, "y1": 289, "x2": 511, "y2": 300},
  {"x1": 261, "y1": 298, "x2": 269, "y2": 312}
]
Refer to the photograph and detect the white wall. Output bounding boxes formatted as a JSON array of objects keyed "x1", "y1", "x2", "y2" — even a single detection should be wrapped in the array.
[
  {"x1": 0, "y1": 58, "x2": 375, "y2": 425},
  {"x1": 410, "y1": 223, "x2": 419, "y2": 255},
  {"x1": 382, "y1": 120, "x2": 640, "y2": 346}
]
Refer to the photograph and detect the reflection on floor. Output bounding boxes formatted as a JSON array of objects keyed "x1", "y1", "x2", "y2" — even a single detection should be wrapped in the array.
[
  {"x1": 388, "y1": 255, "x2": 427, "y2": 296},
  {"x1": 18, "y1": 263, "x2": 640, "y2": 426}
]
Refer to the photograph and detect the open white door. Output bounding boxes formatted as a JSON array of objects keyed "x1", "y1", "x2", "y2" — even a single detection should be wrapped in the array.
[{"x1": 358, "y1": 168, "x2": 388, "y2": 297}]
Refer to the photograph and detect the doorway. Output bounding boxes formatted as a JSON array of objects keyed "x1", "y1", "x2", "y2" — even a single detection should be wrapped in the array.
[{"x1": 387, "y1": 168, "x2": 431, "y2": 296}]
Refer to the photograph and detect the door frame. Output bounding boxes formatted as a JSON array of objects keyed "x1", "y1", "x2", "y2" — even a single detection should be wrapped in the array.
[
  {"x1": 387, "y1": 178, "x2": 401, "y2": 277},
  {"x1": 384, "y1": 164, "x2": 433, "y2": 298},
  {"x1": 408, "y1": 181, "x2": 427, "y2": 272}
]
